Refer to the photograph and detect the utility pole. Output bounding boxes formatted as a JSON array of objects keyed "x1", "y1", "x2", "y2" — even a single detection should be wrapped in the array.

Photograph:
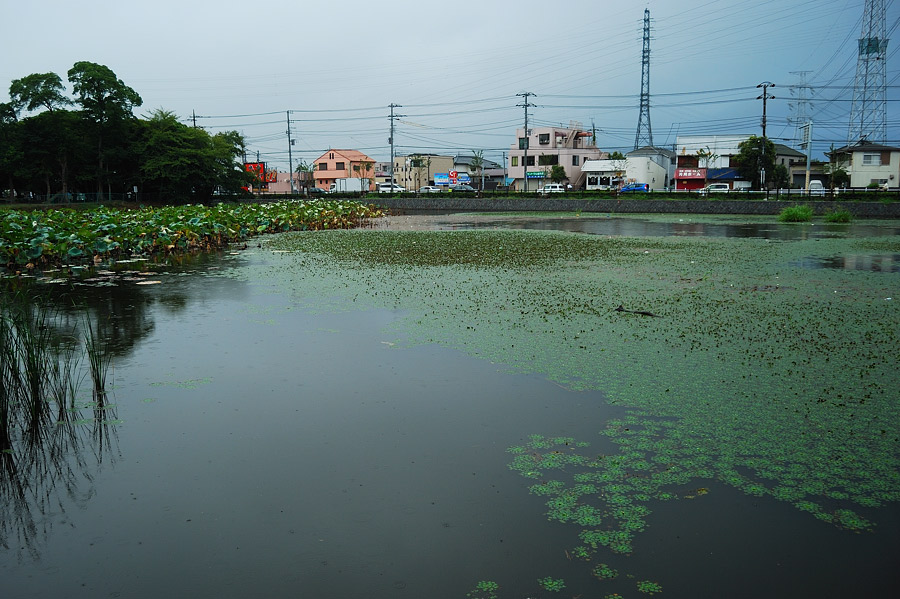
[
  {"x1": 192, "y1": 110, "x2": 197, "y2": 128},
  {"x1": 800, "y1": 121, "x2": 813, "y2": 192},
  {"x1": 389, "y1": 103, "x2": 404, "y2": 191},
  {"x1": 286, "y1": 111, "x2": 295, "y2": 194},
  {"x1": 757, "y1": 81, "x2": 775, "y2": 139},
  {"x1": 516, "y1": 92, "x2": 535, "y2": 192},
  {"x1": 757, "y1": 82, "x2": 775, "y2": 197}
]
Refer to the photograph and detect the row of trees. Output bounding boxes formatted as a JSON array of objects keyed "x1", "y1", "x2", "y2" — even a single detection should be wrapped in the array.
[{"x1": 1, "y1": 62, "x2": 251, "y2": 203}]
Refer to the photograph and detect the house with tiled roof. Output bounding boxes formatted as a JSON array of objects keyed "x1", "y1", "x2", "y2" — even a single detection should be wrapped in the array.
[
  {"x1": 828, "y1": 140, "x2": 900, "y2": 189},
  {"x1": 313, "y1": 149, "x2": 376, "y2": 191}
]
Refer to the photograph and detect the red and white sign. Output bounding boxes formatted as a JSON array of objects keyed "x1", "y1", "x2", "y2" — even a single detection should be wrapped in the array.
[{"x1": 676, "y1": 168, "x2": 706, "y2": 179}]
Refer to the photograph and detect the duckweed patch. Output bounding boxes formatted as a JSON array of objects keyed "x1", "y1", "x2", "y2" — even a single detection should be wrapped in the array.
[{"x1": 254, "y1": 227, "x2": 898, "y2": 593}]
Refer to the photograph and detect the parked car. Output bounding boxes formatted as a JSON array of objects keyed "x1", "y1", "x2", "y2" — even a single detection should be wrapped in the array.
[
  {"x1": 376, "y1": 182, "x2": 406, "y2": 193},
  {"x1": 418, "y1": 186, "x2": 442, "y2": 193},
  {"x1": 699, "y1": 183, "x2": 729, "y2": 194},
  {"x1": 448, "y1": 184, "x2": 475, "y2": 191},
  {"x1": 808, "y1": 180, "x2": 825, "y2": 196},
  {"x1": 306, "y1": 186, "x2": 328, "y2": 196},
  {"x1": 537, "y1": 184, "x2": 566, "y2": 194},
  {"x1": 620, "y1": 183, "x2": 650, "y2": 193}
]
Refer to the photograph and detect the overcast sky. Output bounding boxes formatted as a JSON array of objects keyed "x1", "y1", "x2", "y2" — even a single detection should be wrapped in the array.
[{"x1": 2, "y1": 0, "x2": 898, "y2": 169}]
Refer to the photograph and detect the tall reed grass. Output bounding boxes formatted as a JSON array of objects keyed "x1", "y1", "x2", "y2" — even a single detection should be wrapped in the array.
[{"x1": 0, "y1": 291, "x2": 116, "y2": 555}]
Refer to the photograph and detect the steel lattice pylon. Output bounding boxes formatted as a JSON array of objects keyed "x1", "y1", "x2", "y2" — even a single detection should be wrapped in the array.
[
  {"x1": 634, "y1": 8, "x2": 653, "y2": 150},
  {"x1": 848, "y1": 0, "x2": 888, "y2": 144}
]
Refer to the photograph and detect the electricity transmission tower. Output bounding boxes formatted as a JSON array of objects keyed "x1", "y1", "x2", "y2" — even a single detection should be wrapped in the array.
[
  {"x1": 788, "y1": 71, "x2": 814, "y2": 146},
  {"x1": 848, "y1": 0, "x2": 888, "y2": 144},
  {"x1": 634, "y1": 8, "x2": 653, "y2": 150}
]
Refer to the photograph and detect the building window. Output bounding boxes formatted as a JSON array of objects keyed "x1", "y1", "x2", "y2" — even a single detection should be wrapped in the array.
[
  {"x1": 538, "y1": 154, "x2": 558, "y2": 166},
  {"x1": 511, "y1": 156, "x2": 518, "y2": 167},
  {"x1": 525, "y1": 156, "x2": 535, "y2": 167},
  {"x1": 862, "y1": 153, "x2": 881, "y2": 166},
  {"x1": 329, "y1": 152, "x2": 335, "y2": 159},
  {"x1": 336, "y1": 162, "x2": 345, "y2": 170},
  {"x1": 518, "y1": 138, "x2": 528, "y2": 150},
  {"x1": 572, "y1": 155, "x2": 580, "y2": 166},
  {"x1": 538, "y1": 133, "x2": 550, "y2": 145},
  {"x1": 318, "y1": 163, "x2": 328, "y2": 171}
]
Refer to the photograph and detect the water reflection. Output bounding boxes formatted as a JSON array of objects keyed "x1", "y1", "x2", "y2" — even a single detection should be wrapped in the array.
[
  {"x1": 0, "y1": 296, "x2": 118, "y2": 559},
  {"x1": 382, "y1": 213, "x2": 900, "y2": 240},
  {"x1": 0, "y1": 250, "x2": 250, "y2": 558},
  {"x1": 793, "y1": 254, "x2": 900, "y2": 273}
]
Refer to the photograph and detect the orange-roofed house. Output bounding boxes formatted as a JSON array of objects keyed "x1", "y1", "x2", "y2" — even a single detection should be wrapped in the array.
[{"x1": 313, "y1": 149, "x2": 376, "y2": 191}]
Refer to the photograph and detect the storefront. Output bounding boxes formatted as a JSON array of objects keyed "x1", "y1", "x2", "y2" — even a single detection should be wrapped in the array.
[{"x1": 674, "y1": 168, "x2": 706, "y2": 191}]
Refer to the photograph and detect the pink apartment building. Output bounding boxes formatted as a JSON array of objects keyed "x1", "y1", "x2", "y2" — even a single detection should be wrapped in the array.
[{"x1": 313, "y1": 149, "x2": 376, "y2": 191}]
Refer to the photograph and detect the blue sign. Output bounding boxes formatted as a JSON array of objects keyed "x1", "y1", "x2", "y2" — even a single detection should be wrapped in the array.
[{"x1": 434, "y1": 172, "x2": 471, "y2": 185}]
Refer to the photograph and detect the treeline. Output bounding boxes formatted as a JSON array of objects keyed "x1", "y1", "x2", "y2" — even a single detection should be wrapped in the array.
[{"x1": 0, "y1": 61, "x2": 252, "y2": 203}]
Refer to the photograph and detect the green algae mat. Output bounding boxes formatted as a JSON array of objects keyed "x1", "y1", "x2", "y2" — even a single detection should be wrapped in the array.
[{"x1": 259, "y1": 227, "x2": 898, "y2": 596}]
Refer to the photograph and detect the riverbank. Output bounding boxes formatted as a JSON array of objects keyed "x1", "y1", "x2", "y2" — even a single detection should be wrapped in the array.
[{"x1": 372, "y1": 196, "x2": 900, "y2": 218}]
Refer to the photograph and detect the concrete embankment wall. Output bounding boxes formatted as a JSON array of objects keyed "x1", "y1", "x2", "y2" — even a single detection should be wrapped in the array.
[{"x1": 370, "y1": 197, "x2": 900, "y2": 218}]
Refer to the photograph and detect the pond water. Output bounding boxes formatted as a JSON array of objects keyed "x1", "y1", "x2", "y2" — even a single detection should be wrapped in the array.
[
  {"x1": 376, "y1": 212, "x2": 900, "y2": 240},
  {"x1": 1, "y1": 213, "x2": 898, "y2": 598}
]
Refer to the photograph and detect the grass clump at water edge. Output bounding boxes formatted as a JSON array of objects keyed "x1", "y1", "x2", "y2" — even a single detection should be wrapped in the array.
[{"x1": 778, "y1": 204, "x2": 814, "y2": 222}]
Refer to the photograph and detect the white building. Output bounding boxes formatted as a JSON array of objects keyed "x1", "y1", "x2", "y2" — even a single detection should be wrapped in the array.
[
  {"x1": 582, "y1": 146, "x2": 675, "y2": 191},
  {"x1": 829, "y1": 141, "x2": 900, "y2": 189},
  {"x1": 582, "y1": 159, "x2": 627, "y2": 190}
]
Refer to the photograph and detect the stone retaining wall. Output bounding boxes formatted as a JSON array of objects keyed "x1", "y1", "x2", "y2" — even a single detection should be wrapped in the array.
[{"x1": 370, "y1": 197, "x2": 900, "y2": 218}]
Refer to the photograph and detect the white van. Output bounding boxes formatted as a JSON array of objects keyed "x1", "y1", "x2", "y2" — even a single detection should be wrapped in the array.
[
  {"x1": 808, "y1": 180, "x2": 825, "y2": 196},
  {"x1": 538, "y1": 183, "x2": 566, "y2": 195},
  {"x1": 376, "y1": 182, "x2": 406, "y2": 193},
  {"x1": 701, "y1": 183, "x2": 730, "y2": 194}
]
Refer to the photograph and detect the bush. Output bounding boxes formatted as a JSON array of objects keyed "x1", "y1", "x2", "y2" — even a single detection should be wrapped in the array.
[
  {"x1": 823, "y1": 208, "x2": 853, "y2": 223},
  {"x1": 778, "y1": 204, "x2": 813, "y2": 222}
]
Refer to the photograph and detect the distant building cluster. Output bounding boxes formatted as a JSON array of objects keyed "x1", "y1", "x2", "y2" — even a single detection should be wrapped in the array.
[{"x1": 262, "y1": 126, "x2": 900, "y2": 193}]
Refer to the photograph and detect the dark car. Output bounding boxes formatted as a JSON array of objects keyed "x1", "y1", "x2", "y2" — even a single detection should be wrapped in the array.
[
  {"x1": 620, "y1": 183, "x2": 649, "y2": 193},
  {"x1": 306, "y1": 186, "x2": 328, "y2": 196},
  {"x1": 449, "y1": 183, "x2": 476, "y2": 191}
]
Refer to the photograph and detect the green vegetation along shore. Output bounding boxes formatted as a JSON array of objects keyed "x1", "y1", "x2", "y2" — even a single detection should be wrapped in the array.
[{"x1": 0, "y1": 200, "x2": 382, "y2": 270}]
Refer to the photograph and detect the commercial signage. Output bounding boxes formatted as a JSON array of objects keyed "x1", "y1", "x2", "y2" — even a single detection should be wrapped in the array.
[
  {"x1": 676, "y1": 168, "x2": 706, "y2": 179},
  {"x1": 434, "y1": 172, "x2": 471, "y2": 185},
  {"x1": 526, "y1": 171, "x2": 545, "y2": 179},
  {"x1": 244, "y1": 162, "x2": 269, "y2": 189}
]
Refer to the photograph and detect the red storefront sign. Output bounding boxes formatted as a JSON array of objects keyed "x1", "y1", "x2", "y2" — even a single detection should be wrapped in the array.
[{"x1": 675, "y1": 168, "x2": 706, "y2": 179}]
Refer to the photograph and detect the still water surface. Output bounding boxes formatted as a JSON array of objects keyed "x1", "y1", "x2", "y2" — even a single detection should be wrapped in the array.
[{"x1": 1, "y1": 214, "x2": 898, "y2": 598}]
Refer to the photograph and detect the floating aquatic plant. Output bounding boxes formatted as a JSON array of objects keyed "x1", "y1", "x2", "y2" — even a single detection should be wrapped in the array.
[
  {"x1": 466, "y1": 580, "x2": 499, "y2": 599},
  {"x1": 637, "y1": 579, "x2": 663, "y2": 595},
  {"x1": 592, "y1": 563, "x2": 619, "y2": 580},
  {"x1": 538, "y1": 577, "x2": 566, "y2": 592},
  {"x1": 254, "y1": 223, "x2": 898, "y2": 594}
]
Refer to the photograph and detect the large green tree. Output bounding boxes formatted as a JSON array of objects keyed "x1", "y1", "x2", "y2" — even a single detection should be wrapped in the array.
[
  {"x1": 139, "y1": 109, "x2": 247, "y2": 202},
  {"x1": 19, "y1": 109, "x2": 87, "y2": 196},
  {"x1": 67, "y1": 62, "x2": 143, "y2": 197},
  {"x1": 734, "y1": 135, "x2": 776, "y2": 190},
  {"x1": 0, "y1": 102, "x2": 22, "y2": 195},
  {"x1": 8, "y1": 72, "x2": 70, "y2": 114}
]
